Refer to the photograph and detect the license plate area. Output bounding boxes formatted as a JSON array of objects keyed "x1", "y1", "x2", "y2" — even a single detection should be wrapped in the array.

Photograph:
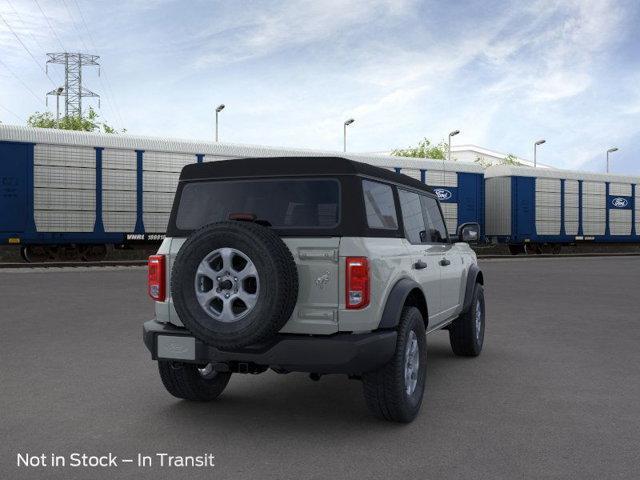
[{"x1": 157, "y1": 335, "x2": 196, "y2": 360}]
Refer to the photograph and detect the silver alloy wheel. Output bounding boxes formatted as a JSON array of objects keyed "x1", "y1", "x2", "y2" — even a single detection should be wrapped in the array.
[
  {"x1": 475, "y1": 298, "x2": 482, "y2": 341},
  {"x1": 194, "y1": 247, "x2": 259, "y2": 323},
  {"x1": 197, "y1": 363, "x2": 217, "y2": 379},
  {"x1": 404, "y1": 330, "x2": 420, "y2": 396}
]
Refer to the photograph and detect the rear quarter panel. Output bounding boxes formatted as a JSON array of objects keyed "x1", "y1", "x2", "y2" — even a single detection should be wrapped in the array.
[{"x1": 338, "y1": 237, "x2": 413, "y2": 333}]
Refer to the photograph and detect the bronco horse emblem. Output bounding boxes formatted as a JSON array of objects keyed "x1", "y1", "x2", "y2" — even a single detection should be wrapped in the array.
[{"x1": 315, "y1": 271, "x2": 330, "y2": 289}]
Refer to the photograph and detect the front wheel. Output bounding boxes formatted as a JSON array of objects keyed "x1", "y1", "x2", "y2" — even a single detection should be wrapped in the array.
[
  {"x1": 449, "y1": 283, "x2": 485, "y2": 356},
  {"x1": 362, "y1": 306, "x2": 427, "y2": 423},
  {"x1": 158, "y1": 361, "x2": 232, "y2": 401}
]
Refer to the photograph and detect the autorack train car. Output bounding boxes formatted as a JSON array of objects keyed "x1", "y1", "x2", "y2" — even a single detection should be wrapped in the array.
[
  {"x1": 0, "y1": 125, "x2": 485, "y2": 262},
  {"x1": 485, "y1": 165, "x2": 640, "y2": 254}
]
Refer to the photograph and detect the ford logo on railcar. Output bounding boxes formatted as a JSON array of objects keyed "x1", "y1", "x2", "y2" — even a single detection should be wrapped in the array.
[
  {"x1": 611, "y1": 197, "x2": 628, "y2": 208},
  {"x1": 434, "y1": 188, "x2": 452, "y2": 200}
]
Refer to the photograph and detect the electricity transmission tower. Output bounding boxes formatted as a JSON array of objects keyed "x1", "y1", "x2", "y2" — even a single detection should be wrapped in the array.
[{"x1": 46, "y1": 53, "x2": 100, "y2": 118}]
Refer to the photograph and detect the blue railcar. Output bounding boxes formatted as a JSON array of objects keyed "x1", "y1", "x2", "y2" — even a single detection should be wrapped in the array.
[
  {"x1": 389, "y1": 161, "x2": 485, "y2": 237},
  {"x1": 0, "y1": 125, "x2": 486, "y2": 261},
  {"x1": 485, "y1": 165, "x2": 640, "y2": 254}
]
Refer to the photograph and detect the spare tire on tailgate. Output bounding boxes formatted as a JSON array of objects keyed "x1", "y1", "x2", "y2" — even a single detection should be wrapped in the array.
[{"x1": 171, "y1": 221, "x2": 299, "y2": 349}]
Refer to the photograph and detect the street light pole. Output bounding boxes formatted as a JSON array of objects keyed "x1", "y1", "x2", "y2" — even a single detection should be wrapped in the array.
[
  {"x1": 343, "y1": 118, "x2": 355, "y2": 152},
  {"x1": 606, "y1": 147, "x2": 618, "y2": 173},
  {"x1": 215, "y1": 104, "x2": 225, "y2": 142},
  {"x1": 534, "y1": 139, "x2": 546, "y2": 167},
  {"x1": 55, "y1": 87, "x2": 63, "y2": 127},
  {"x1": 448, "y1": 130, "x2": 460, "y2": 162}
]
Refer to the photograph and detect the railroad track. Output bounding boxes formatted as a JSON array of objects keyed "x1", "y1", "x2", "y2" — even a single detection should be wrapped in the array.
[
  {"x1": 0, "y1": 260, "x2": 147, "y2": 269},
  {"x1": 479, "y1": 252, "x2": 640, "y2": 259},
  {"x1": 2, "y1": 252, "x2": 640, "y2": 269}
]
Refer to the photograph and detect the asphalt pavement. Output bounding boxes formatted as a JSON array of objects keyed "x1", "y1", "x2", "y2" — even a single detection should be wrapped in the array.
[{"x1": 1, "y1": 257, "x2": 639, "y2": 480}]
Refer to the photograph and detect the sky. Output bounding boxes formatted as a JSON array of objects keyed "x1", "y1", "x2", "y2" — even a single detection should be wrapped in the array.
[{"x1": 1, "y1": 0, "x2": 639, "y2": 174}]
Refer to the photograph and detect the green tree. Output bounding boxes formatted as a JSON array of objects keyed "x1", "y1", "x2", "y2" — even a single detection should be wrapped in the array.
[
  {"x1": 502, "y1": 153, "x2": 522, "y2": 166},
  {"x1": 27, "y1": 107, "x2": 124, "y2": 133},
  {"x1": 474, "y1": 153, "x2": 523, "y2": 168},
  {"x1": 391, "y1": 138, "x2": 450, "y2": 160}
]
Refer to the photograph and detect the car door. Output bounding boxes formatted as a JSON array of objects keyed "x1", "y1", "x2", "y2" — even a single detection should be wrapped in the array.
[
  {"x1": 397, "y1": 189, "x2": 443, "y2": 323},
  {"x1": 420, "y1": 195, "x2": 463, "y2": 319}
]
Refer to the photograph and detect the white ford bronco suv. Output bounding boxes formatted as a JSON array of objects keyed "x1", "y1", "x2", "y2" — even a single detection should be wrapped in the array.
[{"x1": 143, "y1": 157, "x2": 484, "y2": 423}]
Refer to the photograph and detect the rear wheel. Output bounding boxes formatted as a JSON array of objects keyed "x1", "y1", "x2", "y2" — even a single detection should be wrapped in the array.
[
  {"x1": 449, "y1": 283, "x2": 485, "y2": 356},
  {"x1": 362, "y1": 306, "x2": 427, "y2": 423},
  {"x1": 158, "y1": 361, "x2": 232, "y2": 401}
]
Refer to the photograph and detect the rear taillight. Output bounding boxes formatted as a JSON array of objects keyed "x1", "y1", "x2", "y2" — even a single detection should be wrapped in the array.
[
  {"x1": 148, "y1": 255, "x2": 166, "y2": 301},
  {"x1": 346, "y1": 257, "x2": 369, "y2": 309}
]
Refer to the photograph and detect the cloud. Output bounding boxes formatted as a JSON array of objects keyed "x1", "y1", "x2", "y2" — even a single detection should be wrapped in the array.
[
  {"x1": 192, "y1": 0, "x2": 415, "y2": 68},
  {"x1": 1, "y1": 0, "x2": 638, "y2": 172}
]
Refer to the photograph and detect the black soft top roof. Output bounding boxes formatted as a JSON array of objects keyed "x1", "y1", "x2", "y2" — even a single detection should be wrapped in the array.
[{"x1": 179, "y1": 156, "x2": 434, "y2": 194}]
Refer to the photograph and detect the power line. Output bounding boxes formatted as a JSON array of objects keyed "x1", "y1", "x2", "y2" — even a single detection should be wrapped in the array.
[
  {"x1": 5, "y1": 0, "x2": 65, "y2": 85},
  {"x1": 70, "y1": 0, "x2": 97, "y2": 48},
  {"x1": 60, "y1": 0, "x2": 90, "y2": 52},
  {"x1": 33, "y1": 0, "x2": 67, "y2": 52},
  {"x1": 0, "y1": 103, "x2": 24, "y2": 122},
  {"x1": 69, "y1": 0, "x2": 125, "y2": 128},
  {"x1": 0, "y1": 12, "x2": 57, "y2": 88},
  {"x1": 0, "y1": 57, "x2": 46, "y2": 105}
]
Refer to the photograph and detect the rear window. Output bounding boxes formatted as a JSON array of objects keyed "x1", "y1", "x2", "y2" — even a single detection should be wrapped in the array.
[{"x1": 175, "y1": 178, "x2": 340, "y2": 231}]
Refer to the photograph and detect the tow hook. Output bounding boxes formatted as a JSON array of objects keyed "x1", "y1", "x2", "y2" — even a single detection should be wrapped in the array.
[{"x1": 309, "y1": 373, "x2": 322, "y2": 381}]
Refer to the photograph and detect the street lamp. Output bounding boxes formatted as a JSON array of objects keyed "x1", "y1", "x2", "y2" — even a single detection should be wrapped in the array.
[
  {"x1": 533, "y1": 139, "x2": 546, "y2": 167},
  {"x1": 54, "y1": 87, "x2": 64, "y2": 127},
  {"x1": 343, "y1": 118, "x2": 355, "y2": 152},
  {"x1": 45, "y1": 86, "x2": 65, "y2": 127},
  {"x1": 606, "y1": 147, "x2": 618, "y2": 173},
  {"x1": 448, "y1": 130, "x2": 460, "y2": 161},
  {"x1": 215, "y1": 104, "x2": 225, "y2": 142}
]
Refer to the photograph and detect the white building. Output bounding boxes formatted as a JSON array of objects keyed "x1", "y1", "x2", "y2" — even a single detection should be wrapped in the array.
[
  {"x1": 367, "y1": 145, "x2": 553, "y2": 169},
  {"x1": 450, "y1": 144, "x2": 552, "y2": 169}
]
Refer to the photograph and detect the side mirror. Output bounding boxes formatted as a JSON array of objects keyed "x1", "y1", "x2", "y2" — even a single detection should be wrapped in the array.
[{"x1": 457, "y1": 222, "x2": 480, "y2": 243}]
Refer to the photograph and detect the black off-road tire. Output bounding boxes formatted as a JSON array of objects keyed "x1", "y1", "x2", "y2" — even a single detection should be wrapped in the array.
[
  {"x1": 449, "y1": 283, "x2": 485, "y2": 356},
  {"x1": 171, "y1": 221, "x2": 298, "y2": 349},
  {"x1": 362, "y1": 306, "x2": 427, "y2": 423},
  {"x1": 158, "y1": 361, "x2": 231, "y2": 401}
]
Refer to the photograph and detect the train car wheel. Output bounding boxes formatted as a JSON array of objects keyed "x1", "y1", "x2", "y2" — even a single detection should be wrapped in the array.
[
  {"x1": 80, "y1": 244, "x2": 107, "y2": 262},
  {"x1": 508, "y1": 244, "x2": 525, "y2": 255},
  {"x1": 524, "y1": 243, "x2": 542, "y2": 255},
  {"x1": 22, "y1": 245, "x2": 50, "y2": 263},
  {"x1": 58, "y1": 246, "x2": 81, "y2": 261}
]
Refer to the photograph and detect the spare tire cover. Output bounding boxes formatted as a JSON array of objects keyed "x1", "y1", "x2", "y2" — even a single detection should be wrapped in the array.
[{"x1": 171, "y1": 221, "x2": 298, "y2": 349}]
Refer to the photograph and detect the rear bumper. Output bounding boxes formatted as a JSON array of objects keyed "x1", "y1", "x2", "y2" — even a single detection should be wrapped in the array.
[{"x1": 143, "y1": 319, "x2": 397, "y2": 374}]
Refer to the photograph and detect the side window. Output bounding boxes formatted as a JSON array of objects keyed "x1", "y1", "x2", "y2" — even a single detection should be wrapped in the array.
[
  {"x1": 362, "y1": 180, "x2": 398, "y2": 230},
  {"x1": 420, "y1": 195, "x2": 448, "y2": 243},
  {"x1": 398, "y1": 189, "x2": 427, "y2": 244}
]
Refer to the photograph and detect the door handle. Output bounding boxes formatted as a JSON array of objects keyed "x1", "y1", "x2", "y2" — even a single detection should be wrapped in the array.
[
  {"x1": 413, "y1": 260, "x2": 428, "y2": 270},
  {"x1": 439, "y1": 258, "x2": 451, "y2": 267}
]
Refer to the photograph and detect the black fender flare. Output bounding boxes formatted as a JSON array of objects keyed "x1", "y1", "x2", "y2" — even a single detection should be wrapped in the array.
[
  {"x1": 378, "y1": 278, "x2": 425, "y2": 329},
  {"x1": 461, "y1": 264, "x2": 484, "y2": 313}
]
